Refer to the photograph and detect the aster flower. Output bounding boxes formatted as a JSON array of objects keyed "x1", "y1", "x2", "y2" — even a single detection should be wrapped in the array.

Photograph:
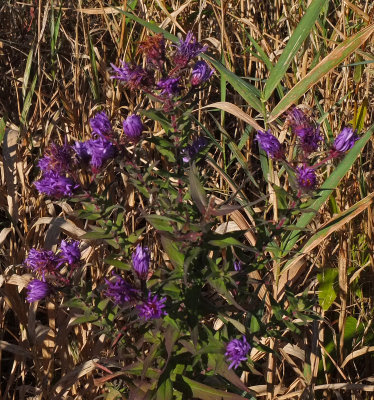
[
  {"x1": 182, "y1": 137, "x2": 208, "y2": 163},
  {"x1": 132, "y1": 245, "x2": 150, "y2": 280},
  {"x1": 288, "y1": 108, "x2": 322, "y2": 153},
  {"x1": 110, "y1": 61, "x2": 154, "y2": 90},
  {"x1": 234, "y1": 260, "x2": 242, "y2": 271},
  {"x1": 225, "y1": 336, "x2": 251, "y2": 370},
  {"x1": 138, "y1": 34, "x2": 166, "y2": 67},
  {"x1": 191, "y1": 61, "x2": 214, "y2": 86},
  {"x1": 255, "y1": 130, "x2": 284, "y2": 159},
  {"x1": 86, "y1": 137, "x2": 115, "y2": 169},
  {"x1": 332, "y1": 126, "x2": 359, "y2": 153},
  {"x1": 60, "y1": 240, "x2": 80, "y2": 266},
  {"x1": 89, "y1": 111, "x2": 112, "y2": 138},
  {"x1": 38, "y1": 142, "x2": 72, "y2": 174},
  {"x1": 24, "y1": 248, "x2": 61, "y2": 277},
  {"x1": 123, "y1": 115, "x2": 144, "y2": 141},
  {"x1": 173, "y1": 31, "x2": 207, "y2": 69},
  {"x1": 26, "y1": 279, "x2": 51, "y2": 302},
  {"x1": 105, "y1": 274, "x2": 139, "y2": 305},
  {"x1": 137, "y1": 293, "x2": 167, "y2": 320},
  {"x1": 157, "y1": 77, "x2": 181, "y2": 97},
  {"x1": 297, "y1": 165, "x2": 317, "y2": 190},
  {"x1": 34, "y1": 172, "x2": 79, "y2": 198}
]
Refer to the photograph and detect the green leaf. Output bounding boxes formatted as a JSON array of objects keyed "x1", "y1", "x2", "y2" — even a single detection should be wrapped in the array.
[
  {"x1": 145, "y1": 215, "x2": 177, "y2": 233},
  {"x1": 156, "y1": 378, "x2": 173, "y2": 400},
  {"x1": 249, "y1": 315, "x2": 261, "y2": 333},
  {"x1": 208, "y1": 236, "x2": 245, "y2": 248},
  {"x1": 317, "y1": 268, "x2": 338, "y2": 311},
  {"x1": 104, "y1": 257, "x2": 131, "y2": 270},
  {"x1": 269, "y1": 23, "x2": 374, "y2": 120},
  {"x1": 188, "y1": 164, "x2": 208, "y2": 215},
  {"x1": 70, "y1": 313, "x2": 99, "y2": 326},
  {"x1": 80, "y1": 230, "x2": 113, "y2": 240},
  {"x1": 182, "y1": 377, "x2": 246, "y2": 400},
  {"x1": 263, "y1": 0, "x2": 328, "y2": 101},
  {"x1": 160, "y1": 236, "x2": 184, "y2": 268}
]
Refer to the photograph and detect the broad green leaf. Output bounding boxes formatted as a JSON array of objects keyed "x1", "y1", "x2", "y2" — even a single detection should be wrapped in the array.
[
  {"x1": 145, "y1": 214, "x2": 176, "y2": 233},
  {"x1": 269, "y1": 23, "x2": 374, "y2": 121},
  {"x1": 281, "y1": 124, "x2": 374, "y2": 255},
  {"x1": 317, "y1": 268, "x2": 338, "y2": 311},
  {"x1": 182, "y1": 376, "x2": 247, "y2": 400},
  {"x1": 263, "y1": 0, "x2": 328, "y2": 101},
  {"x1": 189, "y1": 164, "x2": 207, "y2": 215},
  {"x1": 156, "y1": 378, "x2": 173, "y2": 400},
  {"x1": 160, "y1": 236, "x2": 184, "y2": 268}
]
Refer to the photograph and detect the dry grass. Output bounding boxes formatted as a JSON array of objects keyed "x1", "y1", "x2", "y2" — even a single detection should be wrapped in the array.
[{"x1": 0, "y1": 0, "x2": 374, "y2": 399}]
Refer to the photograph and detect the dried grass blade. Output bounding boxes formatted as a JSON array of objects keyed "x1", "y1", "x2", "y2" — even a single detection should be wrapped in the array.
[{"x1": 269, "y1": 23, "x2": 374, "y2": 121}]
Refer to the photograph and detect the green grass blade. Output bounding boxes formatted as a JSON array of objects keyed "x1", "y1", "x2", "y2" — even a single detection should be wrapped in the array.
[
  {"x1": 269, "y1": 23, "x2": 374, "y2": 121},
  {"x1": 20, "y1": 74, "x2": 37, "y2": 126},
  {"x1": 281, "y1": 123, "x2": 374, "y2": 255},
  {"x1": 263, "y1": 0, "x2": 328, "y2": 101}
]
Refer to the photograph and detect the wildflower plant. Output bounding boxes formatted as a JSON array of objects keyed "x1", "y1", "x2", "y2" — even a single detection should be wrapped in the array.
[{"x1": 22, "y1": 14, "x2": 374, "y2": 400}]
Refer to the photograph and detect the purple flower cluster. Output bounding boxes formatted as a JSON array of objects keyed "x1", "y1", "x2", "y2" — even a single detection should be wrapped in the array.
[
  {"x1": 35, "y1": 142, "x2": 80, "y2": 198},
  {"x1": 256, "y1": 107, "x2": 360, "y2": 193},
  {"x1": 24, "y1": 240, "x2": 81, "y2": 302},
  {"x1": 110, "y1": 31, "x2": 213, "y2": 108},
  {"x1": 89, "y1": 111, "x2": 112, "y2": 138},
  {"x1": 105, "y1": 245, "x2": 167, "y2": 321},
  {"x1": 225, "y1": 336, "x2": 251, "y2": 370}
]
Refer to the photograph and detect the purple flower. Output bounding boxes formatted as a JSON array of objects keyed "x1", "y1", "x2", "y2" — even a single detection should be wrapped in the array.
[
  {"x1": 137, "y1": 293, "x2": 167, "y2": 320},
  {"x1": 157, "y1": 77, "x2": 181, "y2": 97},
  {"x1": 89, "y1": 112, "x2": 112, "y2": 138},
  {"x1": 110, "y1": 61, "x2": 153, "y2": 89},
  {"x1": 132, "y1": 245, "x2": 150, "y2": 280},
  {"x1": 26, "y1": 279, "x2": 51, "y2": 302},
  {"x1": 225, "y1": 336, "x2": 251, "y2": 370},
  {"x1": 86, "y1": 137, "x2": 115, "y2": 169},
  {"x1": 173, "y1": 31, "x2": 208, "y2": 69},
  {"x1": 255, "y1": 130, "x2": 284, "y2": 159},
  {"x1": 191, "y1": 61, "x2": 214, "y2": 86},
  {"x1": 333, "y1": 127, "x2": 359, "y2": 153},
  {"x1": 24, "y1": 249, "x2": 61, "y2": 276},
  {"x1": 105, "y1": 274, "x2": 139, "y2": 305},
  {"x1": 297, "y1": 165, "x2": 317, "y2": 190},
  {"x1": 38, "y1": 142, "x2": 72, "y2": 174},
  {"x1": 288, "y1": 108, "x2": 322, "y2": 153},
  {"x1": 34, "y1": 172, "x2": 79, "y2": 198},
  {"x1": 123, "y1": 115, "x2": 144, "y2": 141},
  {"x1": 60, "y1": 240, "x2": 80, "y2": 266},
  {"x1": 73, "y1": 141, "x2": 91, "y2": 163},
  {"x1": 182, "y1": 137, "x2": 208, "y2": 162},
  {"x1": 234, "y1": 260, "x2": 242, "y2": 271}
]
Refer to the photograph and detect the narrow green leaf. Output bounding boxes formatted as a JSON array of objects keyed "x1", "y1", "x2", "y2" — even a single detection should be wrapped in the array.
[
  {"x1": 188, "y1": 164, "x2": 208, "y2": 215},
  {"x1": 80, "y1": 230, "x2": 113, "y2": 240},
  {"x1": 145, "y1": 214, "x2": 176, "y2": 233},
  {"x1": 269, "y1": 23, "x2": 374, "y2": 120},
  {"x1": 263, "y1": 0, "x2": 328, "y2": 101},
  {"x1": 182, "y1": 377, "x2": 246, "y2": 400},
  {"x1": 20, "y1": 74, "x2": 37, "y2": 126},
  {"x1": 160, "y1": 236, "x2": 184, "y2": 268},
  {"x1": 156, "y1": 378, "x2": 173, "y2": 400}
]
